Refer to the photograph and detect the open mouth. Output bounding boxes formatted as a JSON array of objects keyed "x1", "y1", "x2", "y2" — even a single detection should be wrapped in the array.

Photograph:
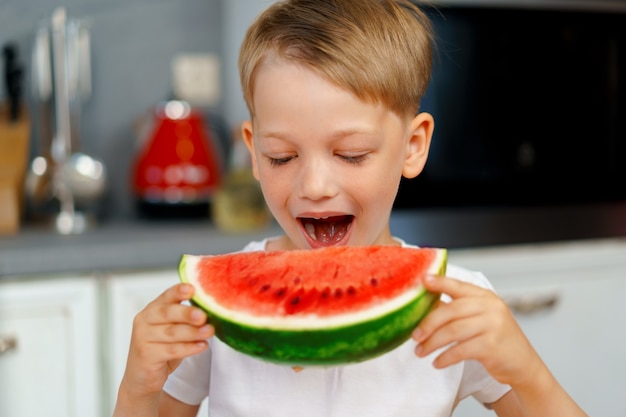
[{"x1": 299, "y1": 215, "x2": 354, "y2": 246}]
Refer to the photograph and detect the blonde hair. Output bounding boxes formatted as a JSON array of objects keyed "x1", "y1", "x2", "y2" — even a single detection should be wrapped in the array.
[{"x1": 239, "y1": 0, "x2": 434, "y2": 119}]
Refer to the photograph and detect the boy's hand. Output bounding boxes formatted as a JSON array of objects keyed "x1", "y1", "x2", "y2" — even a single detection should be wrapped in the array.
[
  {"x1": 412, "y1": 275, "x2": 543, "y2": 387},
  {"x1": 120, "y1": 283, "x2": 214, "y2": 398}
]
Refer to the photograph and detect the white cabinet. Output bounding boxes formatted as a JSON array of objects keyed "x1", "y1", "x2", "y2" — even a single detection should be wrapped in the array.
[
  {"x1": 104, "y1": 269, "x2": 210, "y2": 417},
  {"x1": 0, "y1": 276, "x2": 100, "y2": 417},
  {"x1": 104, "y1": 269, "x2": 179, "y2": 417},
  {"x1": 449, "y1": 238, "x2": 626, "y2": 416}
]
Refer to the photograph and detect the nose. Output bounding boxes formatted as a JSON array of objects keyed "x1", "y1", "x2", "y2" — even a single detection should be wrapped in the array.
[{"x1": 297, "y1": 157, "x2": 338, "y2": 201}]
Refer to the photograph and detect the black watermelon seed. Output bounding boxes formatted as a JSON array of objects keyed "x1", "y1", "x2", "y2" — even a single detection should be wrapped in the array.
[
  {"x1": 347, "y1": 286, "x2": 357, "y2": 296},
  {"x1": 290, "y1": 296, "x2": 300, "y2": 305},
  {"x1": 334, "y1": 288, "x2": 343, "y2": 298},
  {"x1": 275, "y1": 287, "x2": 287, "y2": 298},
  {"x1": 260, "y1": 284, "x2": 271, "y2": 293},
  {"x1": 370, "y1": 278, "x2": 378, "y2": 287}
]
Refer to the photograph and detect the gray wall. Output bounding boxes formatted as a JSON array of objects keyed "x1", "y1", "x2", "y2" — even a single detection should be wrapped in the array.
[
  {"x1": 0, "y1": 0, "x2": 232, "y2": 219},
  {"x1": 221, "y1": 0, "x2": 276, "y2": 129}
]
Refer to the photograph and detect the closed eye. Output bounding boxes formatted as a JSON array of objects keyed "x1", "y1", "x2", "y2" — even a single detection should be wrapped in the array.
[
  {"x1": 338, "y1": 153, "x2": 369, "y2": 165},
  {"x1": 268, "y1": 155, "x2": 296, "y2": 167}
]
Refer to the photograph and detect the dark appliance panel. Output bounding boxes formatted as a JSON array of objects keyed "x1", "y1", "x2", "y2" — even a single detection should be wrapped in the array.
[{"x1": 395, "y1": 5, "x2": 626, "y2": 209}]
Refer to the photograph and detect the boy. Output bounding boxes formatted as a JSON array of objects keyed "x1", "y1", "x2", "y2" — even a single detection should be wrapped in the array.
[{"x1": 113, "y1": 1, "x2": 588, "y2": 416}]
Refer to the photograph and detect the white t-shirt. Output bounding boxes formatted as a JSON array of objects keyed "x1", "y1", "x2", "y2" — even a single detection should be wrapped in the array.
[{"x1": 163, "y1": 239, "x2": 511, "y2": 416}]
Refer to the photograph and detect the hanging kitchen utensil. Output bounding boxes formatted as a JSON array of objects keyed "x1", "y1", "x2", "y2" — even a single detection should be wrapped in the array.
[
  {"x1": 25, "y1": 6, "x2": 105, "y2": 234},
  {"x1": 66, "y1": 17, "x2": 91, "y2": 153},
  {"x1": 50, "y1": 7, "x2": 72, "y2": 165},
  {"x1": 61, "y1": 16, "x2": 105, "y2": 206}
]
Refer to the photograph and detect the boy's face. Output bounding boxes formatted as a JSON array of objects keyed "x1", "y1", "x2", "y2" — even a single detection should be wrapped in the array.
[{"x1": 242, "y1": 59, "x2": 433, "y2": 251}]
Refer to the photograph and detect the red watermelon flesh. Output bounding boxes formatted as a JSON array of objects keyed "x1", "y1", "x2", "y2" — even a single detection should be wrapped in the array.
[{"x1": 193, "y1": 245, "x2": 439, "y2": 317}]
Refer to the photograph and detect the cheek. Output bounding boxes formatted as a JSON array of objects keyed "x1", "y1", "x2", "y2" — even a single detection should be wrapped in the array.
[
  {"x1": 349, "y1": 164, "x2": 401, "y2": 205},
  {"x1": 373, "y1": 177, "x2": 401, "y2": 206},
  {"x1": 372, "y1": 162, "x2": 403, "y2": 206},
  {"x1": 256, "y1": 167, "x2": 287, "y2": 206}
]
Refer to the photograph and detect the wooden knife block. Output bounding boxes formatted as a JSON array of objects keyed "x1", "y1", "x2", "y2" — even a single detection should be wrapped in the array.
[{"x1": 0, "y1": 104, "x2": 30, "y2": 235}]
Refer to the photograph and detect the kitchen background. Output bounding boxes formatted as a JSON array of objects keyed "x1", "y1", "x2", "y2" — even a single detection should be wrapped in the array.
[
  {"x1": 1, "y1": 1, "x2": 625, "y2": 417},
  {"x1": 1, "y1": 0, "x2": 625, "y2": 238},
  {"x1": 0, "y1": 0, "x2": 271, "y2": 221}
]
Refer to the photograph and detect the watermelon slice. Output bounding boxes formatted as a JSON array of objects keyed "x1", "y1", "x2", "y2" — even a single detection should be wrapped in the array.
[{"x1": 179, "y1": 245, "x2": 447, "y2": 365}]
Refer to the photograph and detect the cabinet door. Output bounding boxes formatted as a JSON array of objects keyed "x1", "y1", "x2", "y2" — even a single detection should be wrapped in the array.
[
  {"x1": 450, "y1": 239, "x2": 626, "y2": 416},
  {"x1": 453, "y1": 273, "x2": 626, "y2": 416},
  {"x1": 105, "y1": 270, "x2": 210, "y2": 417},
  {"x1": 501, "y1": 273, "x2": 626, "y2": 416},
  {"x1": 104, "y1": 270, "x2": 180, "y2": 416},
  {"x1": 0, "y1": 277, "x2": 100, "y2": 417}
]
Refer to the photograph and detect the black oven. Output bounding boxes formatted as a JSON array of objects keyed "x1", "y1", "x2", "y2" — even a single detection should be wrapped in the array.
[{"x1": 394, "y1": 2, "x2": 626, "y2": 210}]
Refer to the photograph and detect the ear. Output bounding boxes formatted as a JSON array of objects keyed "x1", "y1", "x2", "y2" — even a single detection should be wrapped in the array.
[
  {"x1": 402, "y1": 112, "x2": 434, "y2": 179},
  {"x1": 241, "y1": 120, "x2": 260, "y2": 180}
]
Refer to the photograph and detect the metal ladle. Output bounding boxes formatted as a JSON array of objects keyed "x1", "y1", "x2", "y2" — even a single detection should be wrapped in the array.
[
  {"x1": 61, "y1": 17, "x2": 106, "y2": 206},
  {"x1": 60, "y1": 152, "x2": 107, "y2": 203},
  {"x1": 49, "y1": 7, "x2": 105, "y2": 234}
]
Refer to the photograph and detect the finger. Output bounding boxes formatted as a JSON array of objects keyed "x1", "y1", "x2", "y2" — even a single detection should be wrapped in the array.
[
  {"x1": 142, "y1": 283, "x2": 197, "y2": 314},
  {"x1": 430, "y1": 337, "x2": 482, "y2": 369},
  {"x1": 150, "y1": 322, "x2": 215, "y2": 344},
  {"x1": 415, "y1": 315, "x2": 486, "y2": 358},
  {"x1": 152, "y1": 303, "x2": 208, "y2": 326},
  {"x1": 166, "y1": 283, "x2": 208, "y2": 325},
  {"x1": 159, "y1": 282, "x2": 196, "y2": 304},
  {"x1": 412, "y1": 298, "x2": 482, "y2": 343},
  {"x1": 130, "y1": 322, "x2": 213, "y2": 364},
  {"x1": 135, "y1": 339, "x2": 210, "y2": 365},
  {"x1": 163, "y1": 339, "x2": 210, "y2": 360},
  {"x1": 139, "y1": 300, "x2": 206, "y2": 326},
  {"x1": 141, "y1": 286, "x2": 207, "y2": 326},
  {"x1": 422, "y1": 274, "x2": 488, "y2": 300}
]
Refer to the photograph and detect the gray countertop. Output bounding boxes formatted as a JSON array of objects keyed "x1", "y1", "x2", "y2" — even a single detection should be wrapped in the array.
[
  {"x1": 0, "y1": 219, "x2": 284, "y2": 278},
  {"x1": 2, "y1": 202, "x2": 626, "y2": 278}
]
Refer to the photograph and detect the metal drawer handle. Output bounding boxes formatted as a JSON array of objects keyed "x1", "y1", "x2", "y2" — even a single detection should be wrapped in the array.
[
  {"x1": 0, "y1": 335, "x2": 18, "y2": 354},
  {"x1": 504, "y1": 293, "x2": 560, "y2": 315}
]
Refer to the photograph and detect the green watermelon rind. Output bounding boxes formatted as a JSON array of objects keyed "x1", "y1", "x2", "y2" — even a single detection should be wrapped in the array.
[
  {"x1": 179, "y1": 248, "x2": 447, "y2": 365},
  {"x1": 195, "y1": 289, "x2": 439, "y2": 365}
]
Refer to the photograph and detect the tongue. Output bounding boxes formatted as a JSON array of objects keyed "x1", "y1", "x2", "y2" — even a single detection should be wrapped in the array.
[{"x1": 303, "y1": 216, "x2": 352, "y2": 245}]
